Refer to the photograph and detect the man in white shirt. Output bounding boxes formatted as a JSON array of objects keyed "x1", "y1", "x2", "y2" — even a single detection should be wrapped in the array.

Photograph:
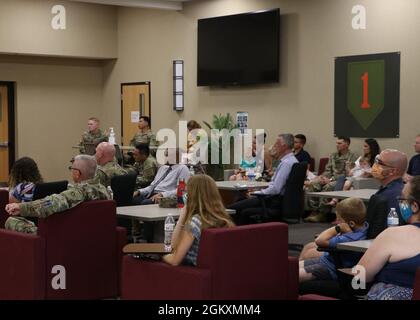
[{"x1": 132, "y1": 148, "x2": 190, "y2": 205}]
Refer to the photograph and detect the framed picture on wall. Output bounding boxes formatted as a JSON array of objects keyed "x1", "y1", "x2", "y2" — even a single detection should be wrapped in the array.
[{"x1": 334, "y1": 52, "x2": 400, "y2": 138}]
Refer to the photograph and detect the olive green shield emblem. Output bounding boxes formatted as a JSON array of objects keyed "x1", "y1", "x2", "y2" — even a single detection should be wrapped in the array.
[{"x1": 347, "y1": 60, "x2": 385, "y2": 130}]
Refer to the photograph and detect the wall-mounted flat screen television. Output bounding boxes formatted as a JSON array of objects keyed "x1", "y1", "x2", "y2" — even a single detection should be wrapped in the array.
[{"x1": 197, "y1": 8, "x2": 280, "y2": 87}]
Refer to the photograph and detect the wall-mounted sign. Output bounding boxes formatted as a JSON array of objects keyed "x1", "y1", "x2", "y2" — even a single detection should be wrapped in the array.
[{"x1": 334, "y1": 52, "x2": 400, "y2": 138}]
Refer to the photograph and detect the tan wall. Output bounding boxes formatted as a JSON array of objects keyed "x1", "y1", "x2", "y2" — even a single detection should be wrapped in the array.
[
  {"x1": 103, "y1": 0, "x2": 420, "y2": 170},
  {"x1": 0, "y1": 0, "x2": 117, "y2": 59},
  {"x1": 3, "y1": 0, "x2": 419, "y2": 180},
  {"x1": 0, "y1": 55, "x2": 104, "y2": 181}
]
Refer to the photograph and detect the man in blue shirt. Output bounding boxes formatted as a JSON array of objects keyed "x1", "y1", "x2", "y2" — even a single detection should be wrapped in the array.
[
  {"x1": 363, "y1": 149, "x2": 407, "y2": 239},
  {"x1": 406, "y1": 134, "x2": 420, "y2": 181},
  {"x1": 228, "y1": 133, "x2": 298, "y2": 225}
]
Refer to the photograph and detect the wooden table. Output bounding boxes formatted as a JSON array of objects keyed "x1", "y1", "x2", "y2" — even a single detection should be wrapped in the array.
[
  {"x1": 336, "y1": 239, "x2": 373, "y2": 253},
  {"x1": 305, "y1": 189, "x2": 378, "y2": 201}
]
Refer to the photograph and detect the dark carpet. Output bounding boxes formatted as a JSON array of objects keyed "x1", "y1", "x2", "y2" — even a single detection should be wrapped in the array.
[{"x1": 288, "y1": 222, "x2": 330, "y2": 257}]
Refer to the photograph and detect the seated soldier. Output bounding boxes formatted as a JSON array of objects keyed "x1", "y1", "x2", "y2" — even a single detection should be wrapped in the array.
[
  {"x1": 94, "y1": 142, "x2": 127, "y2": 187},
  {"x1": 126, "y1": 143, "x2": 158, "y2": 189},
  {"x1": 305, "y1": 137, "x2": 358, "y2": 223},
  {"x1": 299, "y1": 197, "x2": 368, "y2": 282},
  {"x1": 5, "y1": 155, "x2": 111, "y2": 234}
]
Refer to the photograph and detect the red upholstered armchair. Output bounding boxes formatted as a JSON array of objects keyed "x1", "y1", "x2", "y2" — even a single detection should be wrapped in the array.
[
  {"x1": 0, "y1": 189, "x2": 8, "y2": 228},
  {"x1": 122, "y1": 222, "x2": 299, "y2": 300},
  {"x1": 0, "y1": 200, "x2": 126, "y2": 299}
]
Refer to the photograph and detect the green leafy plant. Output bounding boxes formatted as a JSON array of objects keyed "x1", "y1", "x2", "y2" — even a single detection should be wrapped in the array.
[
  {"x1": 203, "y1": 113, "x2": 238, "y2": 180},
  {"x1": 203, "y1": 113, "x2": 237, "y2": 131}
]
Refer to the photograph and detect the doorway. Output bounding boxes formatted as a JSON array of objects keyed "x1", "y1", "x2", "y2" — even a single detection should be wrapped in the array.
[
  {"x1": 121, "y1": 82, "x2": 151, "y2": 146},
  {"x1": 0, "y1": 82, "x2": 15, "y2": 185}
]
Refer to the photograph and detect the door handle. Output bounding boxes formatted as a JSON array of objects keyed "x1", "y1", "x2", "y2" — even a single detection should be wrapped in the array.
[{"x1": 0, "y1": 141, "x2": 8, "y2": 147}]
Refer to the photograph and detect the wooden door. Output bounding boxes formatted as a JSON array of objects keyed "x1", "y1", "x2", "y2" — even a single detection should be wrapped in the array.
[
  {"x1": 121, "y1": 82, "x2": 151, "y2": 146},
  {"x1": 0, "y1": 85, "x2": 9, "y2": 183}
]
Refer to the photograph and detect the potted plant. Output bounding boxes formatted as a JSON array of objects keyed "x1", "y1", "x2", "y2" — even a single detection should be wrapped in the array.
[{"x1": 203, "y1": 113, "x2": 238, "y2": 181}]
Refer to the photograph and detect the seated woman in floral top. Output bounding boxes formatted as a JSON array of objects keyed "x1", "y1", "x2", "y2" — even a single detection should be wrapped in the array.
[
  {"x1": 8, "y1": 157, "x2": 43, "y2": 203},
  {"x1": 163, "y1": 174, "x2": 235, "y2": 266}
]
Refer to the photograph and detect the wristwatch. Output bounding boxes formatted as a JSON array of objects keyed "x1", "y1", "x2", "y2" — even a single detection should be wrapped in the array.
[{"x1": 335, "y1": 225, "x2": 341, "y2": 234}]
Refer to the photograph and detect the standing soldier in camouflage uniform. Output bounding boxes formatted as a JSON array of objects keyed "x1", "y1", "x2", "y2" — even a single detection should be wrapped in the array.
[
  {"x1": 129, "y1": 116, "x2": 158, "y2": 153},
  {"x1": 94, "y1": 142, "x2": 127, "y2": 187},
  {"x1": 79, "y1": 117, "x2": 109, "y2": 154},
  {"x1": 305, "y1": 137, "x2": 359, "y2": 222},
  {"x1": 5, "y1": 155, "x2": 111, "y2": 234},
  {"x1": 126, "y1": 143, "x2": 158, "y2": 189}
]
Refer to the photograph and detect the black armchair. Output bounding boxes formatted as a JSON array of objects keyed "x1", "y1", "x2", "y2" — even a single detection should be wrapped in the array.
[
  {"x1": 251, "y1": 162, "x2": 307, "y2": 223},
  {"x1": 33, "y1": 180, "x2": 69, "y2": 200},
  {"x1": 110, "y1": 173, "x2": 137, "y2": 207}
]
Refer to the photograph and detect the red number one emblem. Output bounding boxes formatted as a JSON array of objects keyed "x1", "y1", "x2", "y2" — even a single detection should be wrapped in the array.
[{"x1": 360, "y1": 72, "x2": 370, "y2": 109}]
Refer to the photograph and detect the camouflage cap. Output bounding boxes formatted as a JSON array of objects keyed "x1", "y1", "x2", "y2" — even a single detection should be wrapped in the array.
[{"x1": 159, "y1": 197, "x2": 178, "y2": 208}]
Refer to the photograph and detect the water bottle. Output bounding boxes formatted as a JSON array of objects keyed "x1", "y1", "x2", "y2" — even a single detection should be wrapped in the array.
[
  {"x1": 387, "y1": 207, "x2": 399, "y2": 227},
  {"x1": 189, "y1": 165, "x2": 195, "y2": 176},
  {"x1": 109, "y1": 127, "x2": 116, "y2": 144},
  {"x1": 246, "y1": 168, "x2": 256, "y2": 182},
  {"x1": 177, "y1": 178, "x2": 186, "y2": 208},
  {"x1": 107, "y1": 186, "x2": 114, "y2": 200},
  {"x1": 164, "y1": 213, "x2": 175, "y2": 252}
]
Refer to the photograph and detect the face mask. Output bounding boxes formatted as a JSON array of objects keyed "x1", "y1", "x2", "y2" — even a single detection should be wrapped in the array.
[
  {"x1": 399, "y1": 201, "x2": 413, "y2": 223},
  {"x1": 371, "y1": 163, "x2": 386, "y2": 180}
]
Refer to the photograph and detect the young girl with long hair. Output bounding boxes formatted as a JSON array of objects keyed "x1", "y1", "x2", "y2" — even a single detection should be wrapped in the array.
[{"x1": 163, "y1": 174, "x2": 234, "y2": 266}]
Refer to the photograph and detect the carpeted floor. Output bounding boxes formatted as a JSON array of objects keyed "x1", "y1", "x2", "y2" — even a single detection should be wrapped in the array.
[{"x1": 288, "y1": 222, "x2": 330, "y2": 257}]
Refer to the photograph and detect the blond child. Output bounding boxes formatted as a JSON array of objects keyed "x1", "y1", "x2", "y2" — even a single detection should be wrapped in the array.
[{"x1": 299, "y1": 197, "x2": 369, "y2": 282}]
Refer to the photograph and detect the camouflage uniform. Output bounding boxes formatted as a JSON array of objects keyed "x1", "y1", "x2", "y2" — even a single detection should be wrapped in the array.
[
  {"x1": 126, "y1": 155, "x2": 159, "y2": 189},
  {"x1": 129, "y1": 129, "x2": 158, "y2": 156},
  {"x1": 95, "y1": 161, "x2": 128, "y2": 187},
  {"x1": 307, "y1": 150, "x2": 359, "y2": 213},
  {"x1": 5, "y1": 180, "x2": 111, "y2": 234},
  {"x1": 79, "y1": 129, "x2": 108, "y2": 154}
]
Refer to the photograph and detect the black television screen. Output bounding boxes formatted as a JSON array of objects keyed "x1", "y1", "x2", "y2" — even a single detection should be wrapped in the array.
[{"x1": 197, "y1": 9, "x2": 280, "y2": 86}]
